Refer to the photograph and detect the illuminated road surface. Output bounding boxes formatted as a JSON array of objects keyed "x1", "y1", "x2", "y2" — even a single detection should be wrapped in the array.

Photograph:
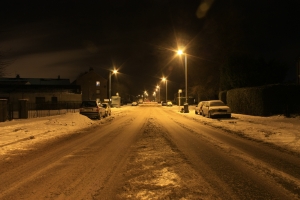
[{"x1": 0, "y1": 106, "x2": 299, "y2": 199}]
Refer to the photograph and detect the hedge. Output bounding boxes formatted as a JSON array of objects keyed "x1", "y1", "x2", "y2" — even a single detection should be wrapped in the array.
[{"x1": 226, "y1": 84, "x2": 300, "y2": 116}]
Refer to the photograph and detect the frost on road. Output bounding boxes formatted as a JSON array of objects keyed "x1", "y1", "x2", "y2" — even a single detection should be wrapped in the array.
[{"x1": 116, "y1": 117, "x2": 221, "y2": 199}]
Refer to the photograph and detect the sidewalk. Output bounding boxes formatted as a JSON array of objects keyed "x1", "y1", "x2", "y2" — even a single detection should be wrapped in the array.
[
  {"x1": 171, "y1": 105, "x2": 300, "y2": 155},
  {"x1": 0, "y1": 112, "x2": 100, "y2": 155}
]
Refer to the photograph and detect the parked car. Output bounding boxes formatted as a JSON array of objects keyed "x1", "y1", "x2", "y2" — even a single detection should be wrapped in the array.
[
  {"x1": 132, "y1": 101, "x2": 138, "y2": 106},
  {"x1": 161, "y1": 101, "x2": 167, "y2": 106},
  {"x1": 79, "y1": 100, "x2": 106, "y2": 120},
  {"x1": 101, "y1": 103, "x2": 111, "y2": 117},
  {"x1": 167, "y1": 101, "x2": 173, "y2": 106},
  {"x1": 195, "y1": 101, "x2": 206, "y2": 115},
  {"x1": 202, "y1": 100, "x2": 231, "y2": 118}
]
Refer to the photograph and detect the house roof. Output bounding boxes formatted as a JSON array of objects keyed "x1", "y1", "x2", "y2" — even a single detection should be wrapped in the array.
[
  {"x1": 0, "y1": 84, "x2": 81, "y2": 93},
  {"x1": 0, "y1": 77, "x2": 70, "y2": 85},
  {"x1": 73, "y1": 68, "x2": 107, "y2": 84}
]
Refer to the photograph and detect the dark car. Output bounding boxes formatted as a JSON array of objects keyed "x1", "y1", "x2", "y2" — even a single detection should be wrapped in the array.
[
  {"x1": 161, "y1": 101, "x2": 167, "y2": 106},
  {"x1": 79, "y1": 100, "x2": 106, "y2": 120}
]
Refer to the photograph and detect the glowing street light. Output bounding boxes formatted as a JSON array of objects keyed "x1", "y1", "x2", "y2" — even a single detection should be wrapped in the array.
[
  {"x1": 162, "y1": 77, "x2": 167, "y2": 101},
  {"x1": 109, "y1": 69, "x2": 118, "y2": 103},
  {"x1": 156, "y1": 85, "x2": 160, "y2": 102},
  {"x1": 177, "y1": 50, "x2": 188, "y2": 104},
  {"x1": 153, "y1": 91, "x2": 156, "y2": 102},
  {"x1": 143, "y1": 90, "x2": 148, "y2": 101},
  {"x1": 177, "y1": 49, "x2": 183, "y2": 55}
]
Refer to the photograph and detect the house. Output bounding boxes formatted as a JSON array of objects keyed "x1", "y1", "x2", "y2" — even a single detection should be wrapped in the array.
[
  {"x1": 0, "y1": 75, "x2": 82, "y2": 103},
  {"x1": 73, "y1": 68, "x2": 108, "y2": 102}
]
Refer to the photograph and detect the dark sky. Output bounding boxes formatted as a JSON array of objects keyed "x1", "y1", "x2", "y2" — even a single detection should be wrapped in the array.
[{"x1": 1, "y1": 0, "x2": 300, "y2": 96}]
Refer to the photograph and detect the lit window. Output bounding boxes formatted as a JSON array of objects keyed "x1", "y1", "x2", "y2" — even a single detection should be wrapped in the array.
[{"x1": 96, "y1": 81, "x2": 100, "y2": 86}]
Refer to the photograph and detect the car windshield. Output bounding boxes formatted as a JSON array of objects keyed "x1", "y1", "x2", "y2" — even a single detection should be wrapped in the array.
[
  {"x1": 210, "y1": 101, "x2": 225, "y2": 106},
  {"x1": 102, "y1": 104, "x2": 107, "y2": 108},
  {"x1": 81, "y1": 101, "x2": 97, "y2": 107}
]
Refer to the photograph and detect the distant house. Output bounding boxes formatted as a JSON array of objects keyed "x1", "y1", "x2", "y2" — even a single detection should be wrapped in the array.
[
  {"x1": 73, "y1": 68, "x2": 107, "y2": 102},
  {"x1": 0, "y1": 75, "x2": 82, "y2": 103}
]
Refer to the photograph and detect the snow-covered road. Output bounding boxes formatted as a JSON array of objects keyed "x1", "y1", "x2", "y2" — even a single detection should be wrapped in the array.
[
  {"x1": 1, "y1": 105, "x2": 300, "y2": 156},
  {"x1": 0, "y1": 105, "x2": 300, "y2": 199}
]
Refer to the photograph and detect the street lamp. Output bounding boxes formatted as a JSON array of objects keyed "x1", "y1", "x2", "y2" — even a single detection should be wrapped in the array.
[
  {"x1": 177, "y1": 50, "x2": 188, "y2": 104},
  {"x1": 109, "y1": 69, "x2": 118, "y2": 103},
  {"x1": 156, "y1": 85, "x2": 160, "y2": 102},
  {"x1": 144, "y1": 90, "x2": 148, "y2": 101},
  {"x1": 162, "y1": 77, "x2": 167, "y2": 101}
]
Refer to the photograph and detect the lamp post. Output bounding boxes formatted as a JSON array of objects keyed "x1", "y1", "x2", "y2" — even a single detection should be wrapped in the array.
[
  {"x1": 178, "y1": 89, "x2": 182, "y2": 107},
  {"x1": 162, "y1": 77, "x2": 167, "y2": 101},
  {"x1": 156, "y1": 85, "x2": 160, "y2": 102},
  {"x1": 144, "y1": 90, "x2": 148, "y2": 101},
  {"x1": 109, "y1": 69, "x2": 118, "y2": 103},
  {"x1": 177, "y1": 50, "x2": 188, "y2": 104}
]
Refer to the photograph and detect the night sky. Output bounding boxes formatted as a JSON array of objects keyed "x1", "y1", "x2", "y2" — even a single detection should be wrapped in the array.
[{"x1": 1, "y1": 0, "x2": 300, "y2": 96}]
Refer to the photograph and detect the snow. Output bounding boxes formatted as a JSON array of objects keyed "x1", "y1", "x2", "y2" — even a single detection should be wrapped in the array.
[
  {"x1": 0, "y1": 105, "x2": 299, "y2": 156},
  {"x1": 181, "y1": 105, "x2": 300, "y2": 154}
]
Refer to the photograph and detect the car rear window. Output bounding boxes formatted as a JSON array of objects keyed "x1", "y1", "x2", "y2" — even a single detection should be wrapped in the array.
[
  {"x1": 81, "y1": 101, "x2": 97, "y2": 107},
  {"x1": 210, "y1": 101, "x2": 225, "y2": 106}
]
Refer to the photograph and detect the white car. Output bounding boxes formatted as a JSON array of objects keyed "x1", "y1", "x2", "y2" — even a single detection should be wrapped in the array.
[
  {"x1": 79, "y1": 100, "x2": 106, "y2": 120},
  {"x1": 132, "y1": 101, "x2": 138, "y2": 106},
  {"x1": 101, "y1": 103, "x2": 111, "y2": 117},
  {"x1": 202, "y1": 100, "x2": 231, "y2": 118},
  {"x1": 167, "y1": 101, "x2": 172, "y2": 106},
  {"x1": 195, "y1": 101, "x2": 206, "y2": 115}
]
